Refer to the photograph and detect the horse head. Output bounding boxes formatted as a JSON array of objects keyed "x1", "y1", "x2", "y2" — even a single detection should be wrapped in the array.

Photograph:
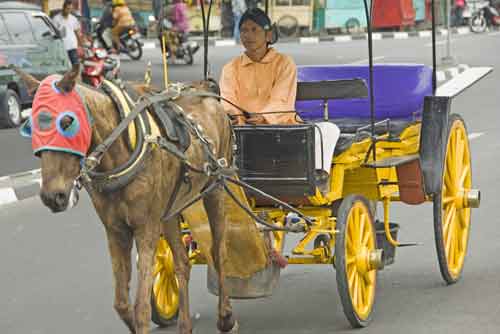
[{"x1": 18, "y1": 65, "x2": 90, "y2": 212}]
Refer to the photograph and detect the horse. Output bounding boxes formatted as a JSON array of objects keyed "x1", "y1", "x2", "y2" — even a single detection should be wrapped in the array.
[{"x1": 17, "y1": 65, "x2": 238, "y2": 334}]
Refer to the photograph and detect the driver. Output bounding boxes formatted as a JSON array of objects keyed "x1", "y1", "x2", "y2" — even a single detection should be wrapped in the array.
[{"x1": 219, "y1": 8, "x2": 340, "y2": 190}]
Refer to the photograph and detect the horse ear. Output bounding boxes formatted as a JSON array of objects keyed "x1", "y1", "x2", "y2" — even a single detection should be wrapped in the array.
[
  {"x1": 57, "y1": 64, "x2": 80, "y2": 93},
  {"x1": 10, "y1": 66, "x2": 40, "y2": 96}
]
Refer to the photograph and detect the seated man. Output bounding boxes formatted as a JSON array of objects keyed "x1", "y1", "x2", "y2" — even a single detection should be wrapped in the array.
[{"x1": 219, "y1": 8, "x2": 340, "y2": 185}]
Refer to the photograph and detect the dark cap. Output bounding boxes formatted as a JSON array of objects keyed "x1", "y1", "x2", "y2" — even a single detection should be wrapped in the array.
[{"x1": 238, "y1": 8, "x2": 272, "y2": 31}]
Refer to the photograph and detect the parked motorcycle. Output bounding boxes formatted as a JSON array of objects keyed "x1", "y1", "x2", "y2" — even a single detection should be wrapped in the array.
[
  {"x1": 82, "y1": 40, "x2": 120, "y2": 88},
  {"x1": 470, "y1": 0, "x2": 500, "y2": 32},
  {"x1": 158, "y1": 18, "x2": 199, "y2": 65}
]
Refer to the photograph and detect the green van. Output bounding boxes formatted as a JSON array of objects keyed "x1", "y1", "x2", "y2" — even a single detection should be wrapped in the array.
[{"x1": 0, "y1": 1, "x2": 70, "y2": 128}]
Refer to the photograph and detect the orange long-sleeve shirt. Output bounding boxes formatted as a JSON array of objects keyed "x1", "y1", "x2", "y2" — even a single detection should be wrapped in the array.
[{"x1": 219, "y1": 48, "x2": 299, "y2": 124}]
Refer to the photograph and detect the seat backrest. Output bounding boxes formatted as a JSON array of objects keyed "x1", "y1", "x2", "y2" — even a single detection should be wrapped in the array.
[
  {"x1": 296, "y1": 79, "x2": 368, "y2": 101},
  {"x1": 296, "y1": 64, "x2": 433, "y2": 121}
]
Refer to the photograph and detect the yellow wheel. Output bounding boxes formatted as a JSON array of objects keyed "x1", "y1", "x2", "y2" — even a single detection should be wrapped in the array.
[
  {"x1": 434, "y1": 114, "x2": 472, "y2": 284},
  {"x1": 335, "y1": 195, "x2": 378, "y2": 328},
  {"x1": 151, "y1": 237, "x2": 179, "y2": 327}
]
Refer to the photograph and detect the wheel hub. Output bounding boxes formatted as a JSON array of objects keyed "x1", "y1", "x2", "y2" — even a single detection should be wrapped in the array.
[
  {"x1": 453, "y1": 188, "x2": 480, "y2": 209},
  {"x1": 356, "y1": 247, "x2": 384, "y2": 273}
]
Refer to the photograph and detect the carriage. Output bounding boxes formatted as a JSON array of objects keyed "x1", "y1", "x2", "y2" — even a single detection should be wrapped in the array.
[{"x1": 149, "y1": 0, "x2": 492, "y2": 328}]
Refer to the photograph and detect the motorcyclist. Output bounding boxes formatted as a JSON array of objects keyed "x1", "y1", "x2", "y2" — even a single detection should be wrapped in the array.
[
  {"x1": 158, "y1": 0, "x2": 190, "y2": 61},
  {"x1": 111, "y1": 0, "x2": 136, "y2": 50},
  {"x1": 97, "y1": 0, "x2": 114, "y2": 51}
]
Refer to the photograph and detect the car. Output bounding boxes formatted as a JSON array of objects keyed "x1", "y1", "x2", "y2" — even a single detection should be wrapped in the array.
[{"x1": 0, "y1": 1, "x2": 71, "y2": 128}]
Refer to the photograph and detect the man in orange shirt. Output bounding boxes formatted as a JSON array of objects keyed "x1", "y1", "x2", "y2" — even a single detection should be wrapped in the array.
[
  {"x1": 219, "y1": 8, "x2": 340, "y2": 187},
  {"x1": 219, "y1": 8, "x2": 298, "y2": 125}
]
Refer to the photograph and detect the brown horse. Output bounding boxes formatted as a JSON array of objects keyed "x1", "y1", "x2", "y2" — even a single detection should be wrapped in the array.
[{"x1": 18, "y1": 66, "x2": 237, "y2": 334}]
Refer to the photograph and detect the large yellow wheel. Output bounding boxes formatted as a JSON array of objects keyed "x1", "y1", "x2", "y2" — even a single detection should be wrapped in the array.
[
  {"x1": 151, "y1": 237, "x2": 179, "y2": 327},
  {"x1": 335, "y1": 195, "x2": 378, "y2": 328},
  {"x1": 434, "y1": 114, "x2": 472, "y2": 284}
]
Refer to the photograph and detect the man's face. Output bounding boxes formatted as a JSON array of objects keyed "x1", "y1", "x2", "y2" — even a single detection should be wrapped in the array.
[
  {"x1": 240, "y1": 19, "x2": 271, "y2": 52},
  {"x1": 63, "y1": 3, "x2": 73, "y2": 16}
]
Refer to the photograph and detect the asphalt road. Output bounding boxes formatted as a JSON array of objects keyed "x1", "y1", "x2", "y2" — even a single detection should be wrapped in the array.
[{"x1": 1, "y1": 32, "x2": 500, "y2": 334}]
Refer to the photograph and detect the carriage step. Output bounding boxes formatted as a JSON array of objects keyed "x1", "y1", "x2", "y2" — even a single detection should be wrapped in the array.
[{"x1": 363, "y1": 154, "x2": 419, "y2": 169}]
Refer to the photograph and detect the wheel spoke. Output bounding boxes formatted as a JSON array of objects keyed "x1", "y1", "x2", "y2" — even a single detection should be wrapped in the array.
[
  {"x1": 362, "y1": 228, "x2": 370, "y2": 247},
  {"x1": 352, "y1": 209, "x2": 360, "y2": 248},
  {"x1": 449, "y1": 227, "x2": 456, "y2": 267},
  {"x1": 347, "y1": 254, "x2": 356, "y2": 265},
  {"x1": 443, "y1": 196, "x2": 454, "y2": 205},
  {"x1": 359, "y1": 213, "x2": 366, "y2": 247},
  {"x1": 352, "y1": 274, "x2": 359, "y2": 307},
  {"x1": 445, "y1": 216, "x2": 454, "y2": 256},
  {"x1": 348, "y1": 266, "x2": 356, "y2": 286},
  {"x1": 455, "y1": 130, "x2": 463, "y2": 169},
  {"x1": 443, "y1": 205, "x2": 456, "y2": 241},
  {"x1": 459, "y1": 165, "x2": 470, "y2": 188},
  {"x1": 358, "y1": 275, "x2": 365, "y2": 307}
]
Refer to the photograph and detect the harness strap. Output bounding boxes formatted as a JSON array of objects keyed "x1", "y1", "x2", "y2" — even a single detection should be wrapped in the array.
[
  {"x1": 161, "y1": 163, "x2": 188, "y2": 220},
  {"x1": 86, "y1": 93, "x2": 171, "y2": 169}
]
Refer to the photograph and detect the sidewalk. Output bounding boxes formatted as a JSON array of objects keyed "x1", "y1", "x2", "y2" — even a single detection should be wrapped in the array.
[{"x1": 141, "y1": 26, "x2": 498, "y2": 49}]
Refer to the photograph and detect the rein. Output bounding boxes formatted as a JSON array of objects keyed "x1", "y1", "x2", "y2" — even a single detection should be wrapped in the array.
[{"x1": 77, "y1": 82, "x2": 314, "y2": 233}]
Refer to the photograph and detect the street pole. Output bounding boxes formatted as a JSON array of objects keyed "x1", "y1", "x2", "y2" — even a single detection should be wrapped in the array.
[
  {"x1": 442, "y1": 0, "x2": 457, "y2": 65},
  {"x1": 41, "y1": 0, "x2": 49, "y2": 14}
]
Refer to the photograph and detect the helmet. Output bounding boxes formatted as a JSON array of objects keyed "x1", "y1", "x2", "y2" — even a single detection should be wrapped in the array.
[{"x1": 112, "y1": 0, "x2": 126, "y2": 6}]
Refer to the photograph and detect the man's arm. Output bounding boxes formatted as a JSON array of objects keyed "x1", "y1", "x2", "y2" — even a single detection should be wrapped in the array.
[
  {"x1": 72, "y1": 16, "x2": 83, "y2": 47},
  {"x1": 220, "y1": 62, "x2": 245, "y2": 125},
  {"x1": 260, "y1": 56, "x2": 298, "y2": 124}
]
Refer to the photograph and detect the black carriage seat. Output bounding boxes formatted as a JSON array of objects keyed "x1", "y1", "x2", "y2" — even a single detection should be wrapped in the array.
[{"x1": 233, "y1": 79, "x2": 371, "y2": 203}]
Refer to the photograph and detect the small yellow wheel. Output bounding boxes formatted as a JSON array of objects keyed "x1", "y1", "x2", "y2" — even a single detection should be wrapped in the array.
[
  {"x1": 151, "y1": 237, "x2": 179, "y2": 326},
  {"x1": 335, "y1": 195, "x2": 377, "y2": 328},
  {"x1": 434, "y1": 114, "x2": 472, "y2": 284}
]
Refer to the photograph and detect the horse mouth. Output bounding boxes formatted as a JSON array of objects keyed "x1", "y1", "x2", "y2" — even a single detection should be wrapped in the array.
[{"x1": 40, "y1": 186, "x2": 79, "y2": 213}]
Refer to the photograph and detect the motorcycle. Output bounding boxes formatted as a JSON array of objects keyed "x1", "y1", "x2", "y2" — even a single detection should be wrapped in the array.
[
  {"x1": 118, "y1": 25, "x2": 143, "y2": 60},
  {"x1": 470, "y1": 0, "x2": 500, "y2": 33},
  {"x1": 158, "y1": 18, "x2": 199, "y2": 65},
  {"x1": 81, "y1": 39, "x2": 120, "y2": 88},
  {"x1": 91, "y1": 22, "x2": 143, "y2": 61}
]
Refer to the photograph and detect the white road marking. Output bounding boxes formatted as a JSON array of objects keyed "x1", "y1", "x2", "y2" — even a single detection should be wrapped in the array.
[
  {"x1": 0, "y1": 188, "x2": 18, "y2": 206},
  {"x1": 300, "y1": 37, "x2": 319, "y2": 44},
  {"x1": 468, "y1": 132, "x2": 484, "y2": 140},
  {"x1": 419, "y1": 31, "x2": 432, "y2": 38},
  {"x1": 348, "y1": 56, "x2": 385, "y2": 64},
  {"x1": 333, "y1": 35, "x2": 352, "y2": 42},
  {"x1": 393, "y1": 32, "x2": 409, "y2": 39}
]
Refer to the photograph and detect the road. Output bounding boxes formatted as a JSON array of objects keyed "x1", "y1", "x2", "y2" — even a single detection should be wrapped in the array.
[{"x1": 1, "y1": 31, "x2": 499, "y2": 334}]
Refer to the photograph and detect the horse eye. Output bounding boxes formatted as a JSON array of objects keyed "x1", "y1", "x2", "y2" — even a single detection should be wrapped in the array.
[{"x1": 60, "y1": 115, "x2": 74, "y2": 130}]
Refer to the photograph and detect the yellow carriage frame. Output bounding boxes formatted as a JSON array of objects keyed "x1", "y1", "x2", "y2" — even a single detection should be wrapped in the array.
[{"x1": 149, "y1": 0, "x2": 491, "y2": 328}]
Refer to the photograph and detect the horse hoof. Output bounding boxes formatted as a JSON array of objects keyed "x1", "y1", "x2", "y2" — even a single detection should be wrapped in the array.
[{"x1": 218, "y1": 320, "x2": 239, "y2": 333}]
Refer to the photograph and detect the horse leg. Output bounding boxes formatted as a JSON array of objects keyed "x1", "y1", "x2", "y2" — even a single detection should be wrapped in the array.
[
  {"x1": 105, "y1": 227, "x2": 136, "y2": 333},
  {"x1": 203, "y1": 188, "x2": 236, "y2": 333},
  {"x1": 163, "y1": 218, "x2": 193, "y2": 334},
  {"x1": 133, "y1": 222, "x2": 159, "y2": 334}
]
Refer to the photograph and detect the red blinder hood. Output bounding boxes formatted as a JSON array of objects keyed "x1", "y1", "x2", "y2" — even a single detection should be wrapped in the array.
[{"x1": 29, "y1": 75, "x2": 92, "y2": 158}]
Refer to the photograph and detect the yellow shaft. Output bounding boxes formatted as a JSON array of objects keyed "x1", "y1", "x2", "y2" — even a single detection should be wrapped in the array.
[{"x1": 161, "y1": 33, "x2": 169, "y2": 89}]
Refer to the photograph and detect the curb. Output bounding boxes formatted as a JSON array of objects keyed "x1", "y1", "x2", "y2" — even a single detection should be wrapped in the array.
[
  {"x1": 142, "y1": 26, "x2": 493, "y2": 49},
  {"x1": 0, "y1": 63, "x2": 472, "y2": 207},
  {"x1": 0, "y1": 169, "x2": 41, "y2": 207}
]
